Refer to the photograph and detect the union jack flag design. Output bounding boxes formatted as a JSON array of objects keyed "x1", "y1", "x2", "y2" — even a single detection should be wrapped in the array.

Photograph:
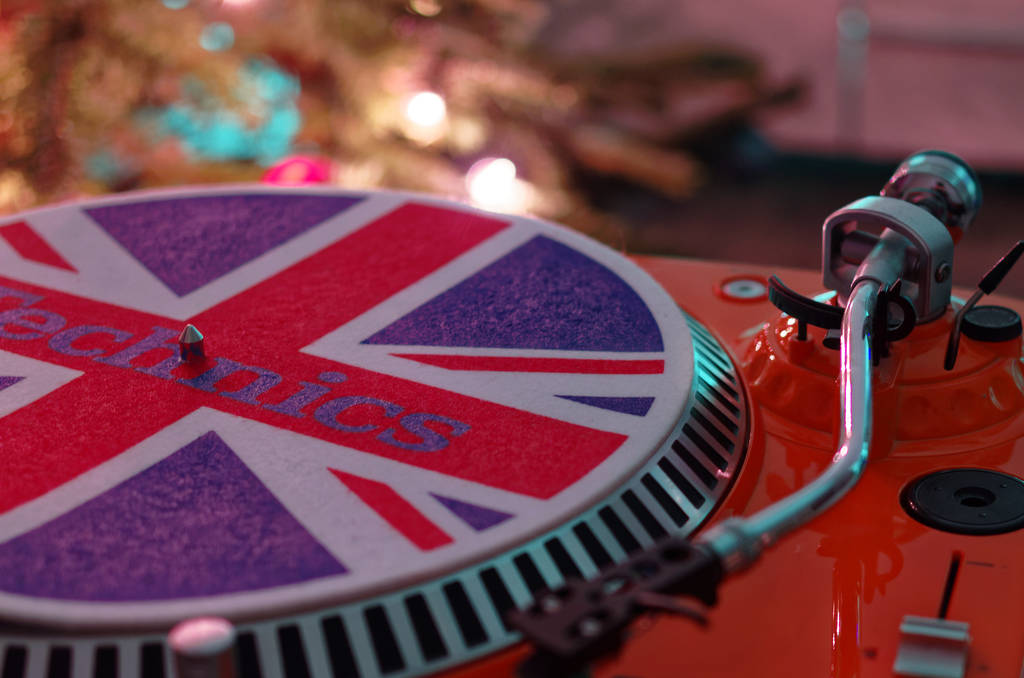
[{"x1": 0, "y1": 188, "x2": 691, "y2": 627}]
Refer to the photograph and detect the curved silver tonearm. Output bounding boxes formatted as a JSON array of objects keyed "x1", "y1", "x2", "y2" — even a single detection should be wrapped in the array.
[
  {"x1": 697, "y1": 277, "x2": 877, "y2": 572},
  {"x1": 699, "y1": 149, "x2": 982, "y2": 573},
  {"x1": 507, "y1": 153, "x2": 983, "y2": 675}
]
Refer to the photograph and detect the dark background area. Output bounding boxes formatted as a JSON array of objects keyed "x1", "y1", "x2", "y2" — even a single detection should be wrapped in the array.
[
  {"x1": 544, "y1": 0, "x2": 1024, "y2": 297},
  {"x1": 602, "y1": 149, "x2": 1024, "y2": 298}
]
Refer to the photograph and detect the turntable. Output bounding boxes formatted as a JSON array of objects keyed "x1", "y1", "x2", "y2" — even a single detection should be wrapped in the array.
[{"x1": 0, "y1": 151, "x2": 1021, "y2": 678}]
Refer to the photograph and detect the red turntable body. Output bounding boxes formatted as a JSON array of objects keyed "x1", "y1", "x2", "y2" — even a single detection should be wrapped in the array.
[
  {"x1": 574, "y1": 258, "x2": 1024, "y2": 678},
  {"x1": 0, "y1": 151, "x2": 1022, "y2": 678}
]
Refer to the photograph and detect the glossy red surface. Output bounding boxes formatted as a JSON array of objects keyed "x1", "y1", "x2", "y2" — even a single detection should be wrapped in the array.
[{"x1": 451, "y1": 255, "x2": 1024, "y2": 678}]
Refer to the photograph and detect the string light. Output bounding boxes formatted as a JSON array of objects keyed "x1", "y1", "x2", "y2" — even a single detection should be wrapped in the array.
[
  {"x1": 401, "y1": 91, "x2": 447, "y2": 144},
  {"x1": 466, "y1": 157, "x2": 532, "y2": 213}
]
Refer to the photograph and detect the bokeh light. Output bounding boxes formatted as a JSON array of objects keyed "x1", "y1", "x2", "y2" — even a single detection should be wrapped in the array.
[
  {"x1": 466, "y1": 157, "x2": 532, "y2": 213},
  {"x1": 199, "y1": 23, "x2": 235, "y2": 51},
  {"x1": 401, "y1": 91, "x2": 447, "y2": 144},
  {"x1": 261, "y1": 156, "x2": 332, "y2": 185},
  {"x1": 409, "y1": 0, "x2": 442, "y2": 17},
  {"x1": 404, "y1": 91, "x2": 446, "y2": 128}
]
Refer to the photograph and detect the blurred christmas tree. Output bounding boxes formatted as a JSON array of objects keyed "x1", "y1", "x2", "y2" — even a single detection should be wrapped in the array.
[{"x1": 0, "y1": 0, "x2": 799, "y2": 239}]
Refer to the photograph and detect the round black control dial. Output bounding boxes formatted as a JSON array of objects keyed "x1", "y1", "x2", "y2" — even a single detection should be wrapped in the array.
[{"x1": 901, "y1": 468, "x2": 1024, "y2": 535}]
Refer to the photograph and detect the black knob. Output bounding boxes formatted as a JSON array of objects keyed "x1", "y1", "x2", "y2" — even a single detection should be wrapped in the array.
[{"x1": 961, "y1": 305, "x2": 1022, "y2": 343}]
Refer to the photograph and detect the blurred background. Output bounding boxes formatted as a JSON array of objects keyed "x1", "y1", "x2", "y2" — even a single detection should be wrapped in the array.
[{"x1": 2, "y1": 0, "x2": 1022, "y2": 295}]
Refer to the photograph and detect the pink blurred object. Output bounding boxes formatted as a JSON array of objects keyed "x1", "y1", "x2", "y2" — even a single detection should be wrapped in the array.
[{"x1": 261, "y1": 156, "x2": 333, "y2": 185}]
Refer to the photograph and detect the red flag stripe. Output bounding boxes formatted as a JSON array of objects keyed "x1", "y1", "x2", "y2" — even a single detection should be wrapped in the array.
[
  {"x1": 0, "y1": 221, "x2": 77, "y2": 272},
  {"x1": 392, "y1": 354, "x2": 665, "y2": 374},
  {"x1": 329, "y1": 468, "x2": 453, "y2": 550}
]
